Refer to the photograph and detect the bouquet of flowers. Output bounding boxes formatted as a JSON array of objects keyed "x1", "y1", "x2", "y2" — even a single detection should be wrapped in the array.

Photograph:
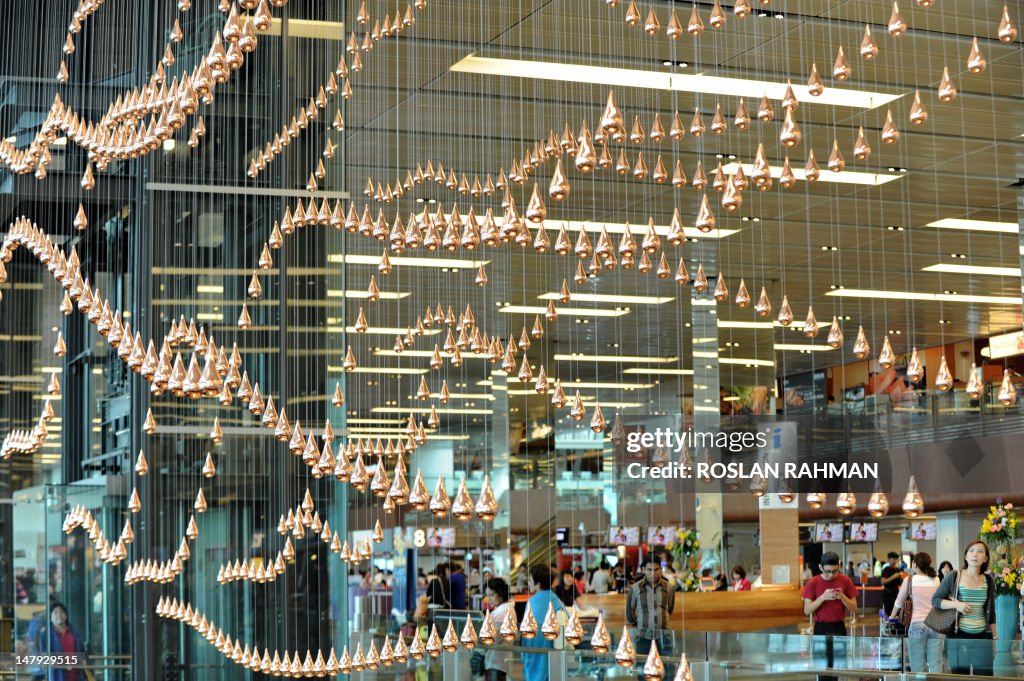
[
  {"x1": 671, "y1": 528, "x2": 702, "y2": 592},
  {"x1": 990, "y1": 542, "x2": 1024, "y2": 596},
  {"x1": 980, "y1": 501, "x2": 1017, "y2": 545},
  {"x1": 979, "y1": 501, "x2": 1021, "y2": 595}
]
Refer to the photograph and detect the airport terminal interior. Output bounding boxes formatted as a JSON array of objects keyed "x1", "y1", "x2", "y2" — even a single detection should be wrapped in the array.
[{"x1": 0, "y1": 0, "x2": 1023, "y2": 679}]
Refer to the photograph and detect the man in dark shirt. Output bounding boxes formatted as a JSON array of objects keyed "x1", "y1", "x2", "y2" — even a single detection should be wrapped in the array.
[
  {"x1": 880, "y1": 552, "x2": 903, "y2": 618},
  {"x1": 449, "y1": 562, "x2": 467, "y2": 609},
  {"x1": 802, "y1": 552, "x2": 858, "y2": 681}
]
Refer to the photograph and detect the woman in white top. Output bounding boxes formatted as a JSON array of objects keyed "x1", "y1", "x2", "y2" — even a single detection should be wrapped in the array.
[
  {"x1": 484, "y1": 578, "x2": 513, "y2": 680},
  {"x1": 892, "y1": 552, "x2": 943, "y2": 673}
]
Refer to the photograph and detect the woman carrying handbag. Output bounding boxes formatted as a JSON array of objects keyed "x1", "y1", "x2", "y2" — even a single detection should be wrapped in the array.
[
  {"x1": 930, "y1": 541, "x2": 996, "y2": 676},
  {"x1": 891, "y1": 552, "x2": 942, "y2": 673}
]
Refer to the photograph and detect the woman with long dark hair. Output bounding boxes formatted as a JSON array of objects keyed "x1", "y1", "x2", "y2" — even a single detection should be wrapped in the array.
[
  {"x1": 893, "y1": 552, "x2": 942, "y2": 672},
  {"x1": 932, "y1": 541, "x2": 996, "y2": 676}
]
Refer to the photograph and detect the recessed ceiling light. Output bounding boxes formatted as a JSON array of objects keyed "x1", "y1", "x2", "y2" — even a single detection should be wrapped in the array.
[
  {"x1": 662, "y1": 60, "x2": 673, "y2": 66},
  {"x1": 450, "y1": 56, "x2": 900, "y2": 108},
  {"x1": 886, "y1": 225, "x2": 904, "y2": 231},
  {"x1": 677, "y1": 61, "x2": 688, "y2": 68},
  {"x1": 821, "y1": 245, "x2": 838, "y2": 251},
  {"x1": 950, "y1": 253, "x2": 967, "y2": 259}
]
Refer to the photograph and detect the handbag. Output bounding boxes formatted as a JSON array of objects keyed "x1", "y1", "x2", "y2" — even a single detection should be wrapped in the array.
[
  {"x1": 898, "y1": 576, "x2": 913, "y2": 630},
  {"x1": 924, "y1": 570, "x2": 959, "y2": 635}
]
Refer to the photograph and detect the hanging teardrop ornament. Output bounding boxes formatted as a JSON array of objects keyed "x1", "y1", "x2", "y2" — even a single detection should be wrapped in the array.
[
  {"x1": 615, "y1": 626, "x2": 636, "y2": 667},
  {"x1": 733, "y1": 98, "x2": 750, "y2": 129},
  {"x1": 827, "y1": 317, "x2": 844, "y2": 349},
  {"x1": 549, "y1": 158, "x2": 570, "y2": 200},
  {"x1": 832, "y1": 46, "x2": 851, "y2": 80},
  {"x1": 868, "y1": 480, "x2": 890, "y2": 518},
  {"x1": 643, "y1": 640, "x2": 665, "y2": 680},
  {"x1": 906, "y1": 348, "x2": 925, "y2": 383},
  {"x1": 802, "y1": 306, "x2": 819, "y2": 338},
  {"x1": 735, "y1": 279, "x2": 751, "y2": 308},
  {"x1": 888, "y1": 1, "x2": 907, "y2": 36},
  {"x1": 860, "y1": 25, "x2": 879, "y2": 59},
  {"x1": 937, "y1": 66, "x2": 957, "y2": 102},
  {"x1": 710, "y1": 103, "x2": 727, "y2": 134},
  {"x1": 643, "y1": 7, "x2": 661, "y2": 34},
  {"x1": 853, "y1": 127, "x2": 871, "y2": 160},
  {"x1": 757, "y1": 93, "x2": 774, "y2": 122},
  {"x1": 695, "y1": 193, "x2": 715, "y2": 232},
  {"x1": 934, "y1": 355, "x2": 953, "y2": 391},
  {"x1": 909, "y1": 89, "x2": 928, "y2": 125},
  {"x1": 687, "y1": 6, "x2": 705, "y2": 35},
  {"x1": 998, "y1": 5, "x2": 1018, "y2": 42},
  {"x1": 777, "y1": 295, "x2": 794, "y2": 326},
  {"x1": 519, "y1": 602, "x2": 539, "y2": 639},
  {"x1": 807, "y1": 63, "x2": 824, "y2": 96},
  {"x1": 997, "y1": 370, "x2": 1018, "y2": 406},
  {"x1": 694, "y1": 263, "x2": 709, "y2": 293},
  {"x1": 590, "y1": 613, "x2": 611, "y2": 653},
  {"x1": 713, "y1": 274, "x2": 729, "y2": 302},
  {"x1": 689, "y1": 108, "x2": 705, "y2": 137},
  {"x1": 965, "y1": 363, "x2": 983, "y2": 400},
  {"x1": 709, "y1": 0, "x2": 727, "y2": 29},
  {"x1": 852, "y1": 326, "x2": 871, "y2": 359},
  {"x1": 881, "y1": 109, "x2": 901, "y2": 144},
  {"x1": 754, "y1": 287, "x2": 772, "y2": 318},
  {"x1": 902, "y1": 475, "x2": 924, "y2": 517},
  {"x1": 966, "y1": 37, "x2": 986, "y2": 73},
  {"x1": 878, "y1": 335, "x2": 896, "y2": 368},
  {"x1": 804, "y1": 149, "x2": 820, "y2": 182},
  {"x1": 779, "y1": 108, "x2": 801, "y2": 147},
  {"x1": 827, "y1": 139, "x2": 845, "y2": 172},
  {"x1": 733, "y1": 0, "x2": 752, "y2": 19}
]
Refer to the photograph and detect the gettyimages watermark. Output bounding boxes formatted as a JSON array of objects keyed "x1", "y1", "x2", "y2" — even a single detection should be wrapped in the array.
[{"x1": 607, "y1": 415, "x2": 1021, "y2": 495}]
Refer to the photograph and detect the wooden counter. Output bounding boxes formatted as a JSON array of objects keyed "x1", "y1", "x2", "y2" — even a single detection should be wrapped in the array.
[{"x1": 575, "y1": 587, "x2": 804, "y2": 633}]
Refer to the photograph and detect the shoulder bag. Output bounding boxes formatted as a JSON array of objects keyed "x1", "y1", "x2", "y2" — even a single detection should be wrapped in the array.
[
  {"x1": 898, "y1": 576, "x2": 913, "y2": 630},
  {"x1": 924, "y1": 570, "x2": 959, "y2": 635}
]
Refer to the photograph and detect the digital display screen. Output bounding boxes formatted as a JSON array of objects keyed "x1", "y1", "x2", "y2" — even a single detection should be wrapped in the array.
[
  {"x1": 608, "y1": 526, "x2": 640, "y2": 545},
  {"x1": 847, "y1": 522, "x2": 878, "y2": 542},
  {"x1": 814, "y1": 522, "x2": 843, "y2": 543}
]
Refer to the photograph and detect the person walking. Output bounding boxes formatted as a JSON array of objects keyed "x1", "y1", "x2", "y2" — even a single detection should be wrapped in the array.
[
  {"x1": 892, "y1": 552, "x2": 943, "y2": 673},
  {"x1": 932, "y1": 540, "x2": 996, "y2": 676},
  {"x1": 521, "y1": 565, "x2": 566, "y2": 681},
  {"x1": 483, "y1": 578, "x2": 513, "y2": 681},
  {"x1": 802, "y1": 552, "x2": 858, "y2": 681},
  {"x1": 626, "y1": 559, "x2": 676, "y2": 678},
  {"x1": 880, "y1": 552, "x2": 904, "y2": 621},
  {"x1": 449, "y1": 562, "x2": 467, "y2": 609}
]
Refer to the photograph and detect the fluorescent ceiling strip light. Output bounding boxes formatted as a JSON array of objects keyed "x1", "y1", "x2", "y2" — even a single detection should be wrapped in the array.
[
  {"x1": 328, "y1": 254, "x2": 491, "y2": 268},
  {"x1": 521, "y1": 218, "x2": 736, "y2": 240},
  {"x1": 579, "y1": 401, "x2": 645, "y2": 409},
  {"x1": 196, "y1": 313, "x2": 224, "y2": 321},
  {"x1": 373, "y1": 349, "x2": 488, "y2": 359},
  {"x1": 926, "y1": 218, "x2": 1018, "y2": 234},
  {"x1": 554, "y1": 353, "x2": 678, "y2": 363},
  {"x1": 326, "y1": 290, "x2": 409, "y2": 299},
  {"x1": 922, "y1": 264, "x2": 1021, "y2": 277},
  {"x1": 428, "y1": 393, "x2": 495, "y2": 401},
  {"x1": 826, "y1": 288, "x2": 1022, "y2": 305},
  {"x1": 774, "y1": 344, "x2": 835, "y2": 352},
  {"x1": 370, "y1": 407, "x2": 494, "y2": 415},
  {"x1": 500, "y1": 306, "x2": 628, "y2": 317},
  {"x1": 558, "y1": 381, "x2": 655, "y2": 389},
  {"x1": 330, "y1": 326, "x2": 441, "y2": 335},
  {"x1": 347, "y1": 418, "x2": 405, "y2": 425},
  {"x1": 692, "y1": 299, "x2": 717, "y2": 306},
  {"x1": 196, "y1": 285, "x2": 225, "y2": 294},
  {"x1": 451, "y1": 55, "x2": 900, "y2": 109},
  {"x1": 327, "y1": 366, "x2": 427, "y2": 375},
  {"x1": 538, "y1": 292, "x2": 674, "y2": 305},
  {"x1": 722, "y1": 162, "x2": 901, "y2": 186},
  {"x1": 718, "y1": 320, "x2": 775, "y2": 329},
  {"x1": 623, "y1": 368, "x2": 694, "y2": 375},
  {"x1": 720, "y1": 358, "x2": 776, "y2": 367}
]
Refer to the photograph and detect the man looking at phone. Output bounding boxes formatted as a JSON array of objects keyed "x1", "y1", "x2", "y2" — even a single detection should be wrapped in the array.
[{"x1": 802, "y1": 552, "x2": 858, "y2": 681}]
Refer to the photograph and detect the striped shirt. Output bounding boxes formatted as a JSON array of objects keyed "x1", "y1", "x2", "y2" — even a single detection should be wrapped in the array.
[
  {"x1": 958, "y1": 584, "x2": 988, "y2": 634},
  {"x1": 626, "y1": 578, "x2": 675, "y2": 631}
]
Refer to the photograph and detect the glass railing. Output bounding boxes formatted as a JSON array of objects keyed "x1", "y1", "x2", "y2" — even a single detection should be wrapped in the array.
[
  {"x1": 723, "y1": 386, "x2": 1024, "y2": 457},
  {"x1": 401, "y1": 613, "x2": 1024, "y2": 680}
]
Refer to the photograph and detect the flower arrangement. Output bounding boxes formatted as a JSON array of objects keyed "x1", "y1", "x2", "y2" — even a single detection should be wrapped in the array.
[
  {"x1": 671, "y1": 528, "x2": 702, "y2": 592},
  {"x1": 979, "y1": 501, "x2": 1022, "y2": 596},
  {"x1": 990, "y1": 542, "x2": 1024, "y2": 596},
  {"x1": 980, "y1": 502, "x2": 1017, "y2": 545}
]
